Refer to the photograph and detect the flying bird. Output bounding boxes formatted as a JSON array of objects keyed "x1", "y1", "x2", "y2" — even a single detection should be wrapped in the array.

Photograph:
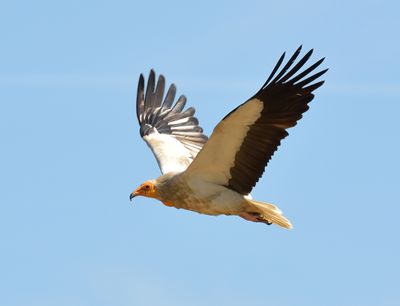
[{"x1": 130, "y1": 46, "x2": 327, "y2": 229}]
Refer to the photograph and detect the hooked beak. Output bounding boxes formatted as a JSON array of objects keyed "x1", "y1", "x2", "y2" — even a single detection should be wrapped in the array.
[{"x1": 129, "y1": 191, "x2": 137, "y2": 201}]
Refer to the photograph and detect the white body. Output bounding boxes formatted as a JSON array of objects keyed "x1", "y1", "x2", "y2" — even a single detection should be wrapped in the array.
[{"x1": 154, "y1": 171, "x2": 291, "y2": 228}]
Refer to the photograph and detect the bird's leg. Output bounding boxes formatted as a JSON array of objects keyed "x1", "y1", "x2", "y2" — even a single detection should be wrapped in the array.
[{"x1": 239, "y1": 212, "x2": 272, "y2": 225}]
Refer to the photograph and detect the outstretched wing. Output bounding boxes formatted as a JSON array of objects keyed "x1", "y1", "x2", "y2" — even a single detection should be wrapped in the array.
[
  {"x1": 185, "y1": 46, "x2": 328, "y2": 195},
  {"x1": 136, "y1": 70, "x2": 208, "y2": 174}
]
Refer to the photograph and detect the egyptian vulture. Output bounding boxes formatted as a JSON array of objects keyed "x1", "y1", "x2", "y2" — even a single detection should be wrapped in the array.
[{"x1": 130, "y1": 46, "x2": 327, "y2": 229}]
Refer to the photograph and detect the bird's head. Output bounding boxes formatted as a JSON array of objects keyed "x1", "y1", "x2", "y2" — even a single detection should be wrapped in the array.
[{"x1": 130, "y1": 180, "x2": 160, "y2": 201}]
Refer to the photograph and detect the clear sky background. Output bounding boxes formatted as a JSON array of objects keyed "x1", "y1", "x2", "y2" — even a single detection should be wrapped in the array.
[{"x1": 1, "y1": 1, "x2": 399, "y2": 305}]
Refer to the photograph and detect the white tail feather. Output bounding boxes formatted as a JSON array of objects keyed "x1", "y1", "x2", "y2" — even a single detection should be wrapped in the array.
[{"x1": 247, "y1": 199, "x2": 293, "y2": 229}]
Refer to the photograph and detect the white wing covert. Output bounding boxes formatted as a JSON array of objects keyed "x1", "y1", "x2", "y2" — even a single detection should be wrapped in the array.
[
  {"x1": 185, "y1": 46, "x2": 327, "y2": 195},
  {"x1": 136, "y1": 70, "x2": 208, "y2": 174}
]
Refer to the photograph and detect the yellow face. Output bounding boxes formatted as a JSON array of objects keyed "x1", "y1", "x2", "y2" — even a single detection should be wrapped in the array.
[{"x1": 130, "y1": 180, "x2": 159, "y2": 200}]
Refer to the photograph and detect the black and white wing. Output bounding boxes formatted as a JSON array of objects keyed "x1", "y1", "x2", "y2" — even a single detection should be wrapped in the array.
[
  {"x1": 185, "y1": 46, "x2": 328, "y2": 195},
  {"x1": 136, "y1": 70, "x2": 208, "y2": 174}
]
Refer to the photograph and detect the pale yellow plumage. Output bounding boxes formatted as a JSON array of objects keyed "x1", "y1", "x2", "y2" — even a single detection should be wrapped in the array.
[{"x1": 131, "y1": 46, "x2": 327, "y2": 229}]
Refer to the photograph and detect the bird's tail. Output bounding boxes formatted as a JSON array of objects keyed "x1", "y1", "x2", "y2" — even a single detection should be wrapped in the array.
[{"x1": 245, "y1": 199, "x2": 293, "y2": 229}]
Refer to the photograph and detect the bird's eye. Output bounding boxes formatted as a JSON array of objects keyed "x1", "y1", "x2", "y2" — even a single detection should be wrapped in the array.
[{"x1": 145, "y1": 185, "x2": 150, "y2": 189}]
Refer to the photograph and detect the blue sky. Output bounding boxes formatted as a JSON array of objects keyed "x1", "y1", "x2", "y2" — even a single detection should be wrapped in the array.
[{"x1": 1, "y1": 0, "x2": 399, "y2": 305}]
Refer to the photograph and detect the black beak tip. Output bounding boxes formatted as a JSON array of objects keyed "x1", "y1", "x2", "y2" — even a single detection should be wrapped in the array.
[{"x1": 129, "y1": 193, "x2": 135, "y2": 201}]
